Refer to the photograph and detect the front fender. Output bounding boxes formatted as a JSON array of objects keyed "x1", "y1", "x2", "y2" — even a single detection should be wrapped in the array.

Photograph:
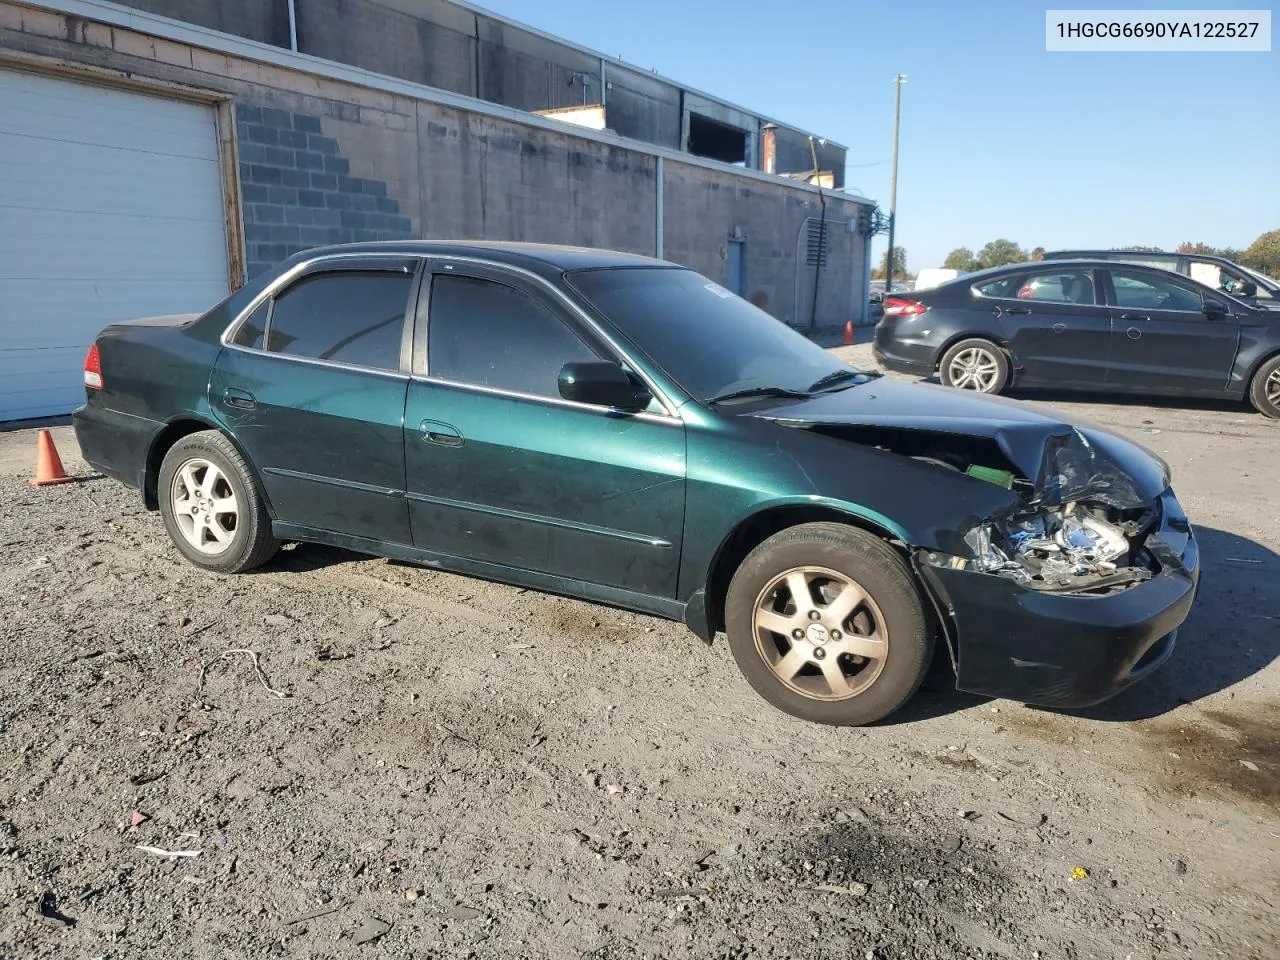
[{"x1": 678, "y1": 415, "x2": 1022, "y2": 604}]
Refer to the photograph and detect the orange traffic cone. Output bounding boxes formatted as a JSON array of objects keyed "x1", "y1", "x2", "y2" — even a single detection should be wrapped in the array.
[
  {"x1": 842, "y1": 320, "x2": 854, "y2": 346},
  {"x1": 30, "y1": 429, "x2": 73, "y2": 487}
]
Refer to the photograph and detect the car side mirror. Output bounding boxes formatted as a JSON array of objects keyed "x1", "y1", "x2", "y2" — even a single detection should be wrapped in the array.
[
  {"x1": 558, "y1": 361, "x2": 652, "y2": 413},
  {"x1": 1203, "y1": 299, "x2": 1228, "y2": 320}
]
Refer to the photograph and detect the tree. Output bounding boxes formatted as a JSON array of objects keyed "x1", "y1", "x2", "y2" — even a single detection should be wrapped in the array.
[
  {"x1": 1030, "y1": 246, "x2": 1045, "y2": 262},
  {"x1": 1177, "y1": 241, "x2": 1244, "y2": 259},
  {"x1": 943, "y1": 247, "x2": 978, "y2": 272},
  {"x1": 976, "y1": 239, "x2": 1027, "y2": 269},
  {"x1": 1241, "y1": 229, "x2": 1280, "y2": 276},
  {"x1": 876, "y1": 247, "x2": 908, "y2": 280}
]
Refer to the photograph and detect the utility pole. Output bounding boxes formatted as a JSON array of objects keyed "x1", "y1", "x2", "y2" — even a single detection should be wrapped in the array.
[{"x1": 884, "y1": 73, "x2": 907, "y2": 294}]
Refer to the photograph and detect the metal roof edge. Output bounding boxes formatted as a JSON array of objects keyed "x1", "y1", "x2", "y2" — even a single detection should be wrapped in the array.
[
  {"x1": 25, "y1": 0, "x2": 871, "y2": 205},
  {"x1": 439, "y1": 0, "x2": 849, "y2": 150}
]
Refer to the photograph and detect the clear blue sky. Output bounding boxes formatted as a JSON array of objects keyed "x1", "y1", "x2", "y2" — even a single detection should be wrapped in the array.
[{"x1": 474, "y1": 0, "x2": 1278, "y2": 270}]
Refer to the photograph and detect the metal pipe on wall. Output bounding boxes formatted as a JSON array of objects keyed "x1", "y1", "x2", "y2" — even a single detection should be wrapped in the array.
[
  {"x1": 286, "y1": 0, "x2": 298, "y2": 52},
  {"x1": 599, "y1": 58, "x2": 607, "y2": 107},
  {"x1": 655, "y1": 156, "x2": 664, "y2": 259}
]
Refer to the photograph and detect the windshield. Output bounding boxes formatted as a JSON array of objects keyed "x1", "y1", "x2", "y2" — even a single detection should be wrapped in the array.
[{"x1": 567, "y1": 267, "x2": 857, "y2": 401}]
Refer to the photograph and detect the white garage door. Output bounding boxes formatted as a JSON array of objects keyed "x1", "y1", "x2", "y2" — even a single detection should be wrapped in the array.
[{"x1": 0, "y1": 70, "x2": 231, "y2": 421}]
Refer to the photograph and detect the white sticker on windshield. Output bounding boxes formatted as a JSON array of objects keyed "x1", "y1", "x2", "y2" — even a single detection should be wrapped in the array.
[{"x1": 704, "y1": 282, "x2": 734, "y2": 299}]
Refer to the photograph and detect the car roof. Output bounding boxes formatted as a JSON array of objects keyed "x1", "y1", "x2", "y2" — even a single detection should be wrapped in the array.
[
  {"x1": 1044, "y1": 249, "x2": 1180, "y2": 259},
  {"x1": 945, "y1": 258, "x2": 1176, "y2": 280},
  {"x1": 923, "y1": 258, "x2": 1198, "y2": 293},
  {"x1": 922, "y1": 258, "x2": 1257, "y2": 308},
  {"x1": 279, "y1": 240, "x2": 675, "y2": 276}
]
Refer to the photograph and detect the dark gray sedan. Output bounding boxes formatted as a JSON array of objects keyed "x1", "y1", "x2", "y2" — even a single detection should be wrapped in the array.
[{"x1": 872, "y1": 259, "x2": 1280, "y2": 418}]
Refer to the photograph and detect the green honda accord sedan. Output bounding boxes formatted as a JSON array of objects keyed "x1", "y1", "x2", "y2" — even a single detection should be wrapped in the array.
[{"x1": 73, "y1": 242, "x2": 1199, "y2": 725}]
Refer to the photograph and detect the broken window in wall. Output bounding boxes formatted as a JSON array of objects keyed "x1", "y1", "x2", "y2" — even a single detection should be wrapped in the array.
[{"x1": 687, "y1": 113, "x2": 748, "y2": 165}]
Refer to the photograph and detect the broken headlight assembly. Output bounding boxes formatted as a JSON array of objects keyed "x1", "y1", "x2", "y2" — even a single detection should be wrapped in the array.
[{"x1": 928, "y1": 501, "x2": 1156, "y2": 594}]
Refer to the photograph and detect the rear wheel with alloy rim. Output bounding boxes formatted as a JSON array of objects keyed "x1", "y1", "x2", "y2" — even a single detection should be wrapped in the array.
[
  {"x1": 157, "y1": 430, "x2": 278, "y2": 573},
  {"x1": 1248, "y1": 354, "x2": 1280, "y2": 419},
  {"x1": 939, "y1": 338, "x2": 1009, "y2": 394},
  {"x1": 725, "y1": 523, "x2": 932, "y2": 725}
]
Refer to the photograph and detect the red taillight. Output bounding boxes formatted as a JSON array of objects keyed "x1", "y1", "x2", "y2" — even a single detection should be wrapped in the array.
[
  {"x1": 882, "y1": 296, "x2": 928, "y2": 318},
  {"x1": 83, "y1": 343, "x2": 103, "y2": 390}
]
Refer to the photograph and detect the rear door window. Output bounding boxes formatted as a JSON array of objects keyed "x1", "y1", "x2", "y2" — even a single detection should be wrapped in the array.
[
  {"x1": 1013, "y1": 271, "x2": 1097, "y2": 304},
  {"x1": 265, "y1": 271, "x2": 413, "y2": 370}
]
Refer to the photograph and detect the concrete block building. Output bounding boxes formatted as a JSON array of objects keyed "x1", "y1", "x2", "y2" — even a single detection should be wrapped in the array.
[{"x1": 0, "y1": 0, "x2": 877, "y2": 420}]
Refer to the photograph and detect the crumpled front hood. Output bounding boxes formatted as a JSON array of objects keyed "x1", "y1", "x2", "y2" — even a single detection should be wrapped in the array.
[{"x1": 749, "y1": 378, "x2": 1170, "y2": 507}]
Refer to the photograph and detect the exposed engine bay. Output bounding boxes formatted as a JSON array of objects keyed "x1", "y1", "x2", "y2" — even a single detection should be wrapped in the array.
[
  {"x1": 959, "y1": 500, "x2": 1156, "y2": 593},
  {"x1": 791, "y1": 421, "x2": 1162, "y2": 595}
]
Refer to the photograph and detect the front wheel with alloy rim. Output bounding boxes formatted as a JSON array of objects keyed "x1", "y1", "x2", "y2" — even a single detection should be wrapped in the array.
[
  {"x1": 725, "y1": 522, "x2": 933, "y2": 725},
  {"x1": 157, "y1": 430, "x2": 279, "y2": 573},
  {"x1": 939, "y1": 338, "x2": 1010, "y2": 394},
  {"x1": 1248, "y1": 354, "x2": 1280, "y2": 419}
]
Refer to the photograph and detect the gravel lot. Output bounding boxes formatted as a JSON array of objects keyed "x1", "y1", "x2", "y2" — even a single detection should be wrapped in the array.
[{"x1": 1, "y1": 342, "x2": 1276, "y2": 959}]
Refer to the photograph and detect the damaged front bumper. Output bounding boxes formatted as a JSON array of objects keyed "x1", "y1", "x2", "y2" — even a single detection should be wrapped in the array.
[{"x1": 916, "y1": 490, "x2": 1199, "y2": 708}]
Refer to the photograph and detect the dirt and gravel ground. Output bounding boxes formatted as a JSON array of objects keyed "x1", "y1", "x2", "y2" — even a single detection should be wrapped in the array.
[{"x1": 1, "y1": 342, "x2": 1277, "y2": 959}]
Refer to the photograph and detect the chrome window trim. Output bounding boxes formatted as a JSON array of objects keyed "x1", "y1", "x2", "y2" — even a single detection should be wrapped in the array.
[
  {"x1": 220, "y1": 341, "x2": 412, "y2": 380},
  {"x1": 221, "y1": 250, "x2": 683, "y2": 420},
  {"x1": 1111, "y1": 306, "x2": 1215, "y2": 317},
  {"x1": 409, "y1": 373, "x2": 681, "y2": 426}
]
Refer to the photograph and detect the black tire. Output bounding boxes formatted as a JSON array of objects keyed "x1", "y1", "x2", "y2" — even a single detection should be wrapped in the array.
[
  {"x1": 1247, "y1": 354, "x2": 1280, "y2": 419},
  {"x1": 157, "y1": 430, "x2": 278, "y2": 573},
  {"x1": 939, "y1": 337, "x2": 1010, "y2": 394},
  {"x1": 724, "y1": 522, "x2": 933, "y2": 726}
]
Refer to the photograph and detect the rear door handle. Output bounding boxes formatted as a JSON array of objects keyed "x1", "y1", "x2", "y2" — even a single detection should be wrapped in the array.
[
  {"x1": 420, "y1": 419, "x2": 463, "y2": 447},
  {"x1": 1119, "y1": 313, "x2": 1150, "y2": 321},
  {"x1": 1004, "y1": 306, "x2": 1032, "y2": 315},
  {"x1": 222, "y1": 387, "x2": 256, "y2": 410}
]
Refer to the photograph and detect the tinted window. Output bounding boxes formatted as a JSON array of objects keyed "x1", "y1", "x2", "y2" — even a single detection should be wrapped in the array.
[
  {"x1": 1013, "y1": 271, "x2": 1096, "y2": 304},
  {"x1": 233, "y1": 300, "x2": 268, "y2": 349},
  {"x1": 974, "y1": 276, "x2": 1021, "y2": 298},
  {"x1": 266, "y1": 271, "x2": 411, "y2": 369},
  {"x1": 428, "y1": 275, "x2": 600, "y2": 398},
  {"x1": 1110, "y1": 270, "x2": 1203, "y2": 312},
  {"x1": 567, "y1": 268, "x2": 860, "y2": 401}
]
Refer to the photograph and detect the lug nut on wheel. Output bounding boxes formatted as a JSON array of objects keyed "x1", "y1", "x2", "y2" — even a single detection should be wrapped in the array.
[
  {"x1": 830, "y1": 629, "x2": 842, "y2": 640},
  {"x1": 813, "y1": 647, "x2": 827, "y2": 660},
  {"x1": 792, "y1": 628, "x2": 804, "y2": 640},
  {"x1": 808, "y1": 610, "x2": 821, "y2": 621}
]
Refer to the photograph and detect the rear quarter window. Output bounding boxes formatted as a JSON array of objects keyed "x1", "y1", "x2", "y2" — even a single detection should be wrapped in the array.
[{"x1": 973, "y1": 276, "x2": 1021, "y2": 299}]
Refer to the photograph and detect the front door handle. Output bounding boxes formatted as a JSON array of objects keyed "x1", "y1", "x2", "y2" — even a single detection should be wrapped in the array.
[
  {"x1": 222, "y1": 387, "x2": 256, "y2": 410},
  {"x1": 1119, "y1": 313, "x2": 1150, "y2": 321},
  {"x1": 1004, "y1": 306, "x2": 1032, "y2": 315},
  {"x1": 420, "y1": 419, "x2": 463, "y2": 447}
]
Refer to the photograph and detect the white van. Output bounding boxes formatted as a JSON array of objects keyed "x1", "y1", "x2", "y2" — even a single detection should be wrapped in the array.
[{"x1": 913, "y1": 267, "x2": 962, "y2": 291}]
